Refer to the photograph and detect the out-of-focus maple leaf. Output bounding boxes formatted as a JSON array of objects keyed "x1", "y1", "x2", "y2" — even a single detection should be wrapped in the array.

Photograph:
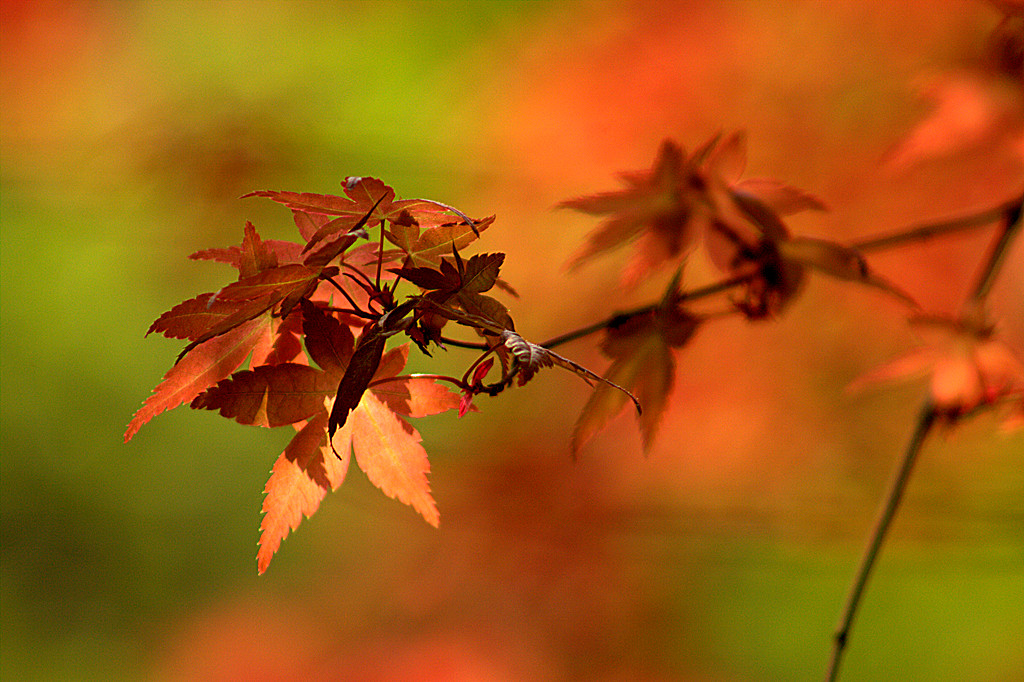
[
  {"x1": 560, "y1": 138, "x2": 704, "y2": 286},
  {"x1": 884, "y1": 70, "x2": 1024, "y2": 172},
  {"x1": 707, "y1": 190, "x2": 914, "y2": 318},
  {"x1": 560, "y1": 132, "x2": 826, "y2": 288},
  {"x1": 884, "y1": 7, "x2": 1024, "y2": 170},
  {"x1": 988, "y1": 10, "x2": 1024, "y2": 78},
  {"x1": 572, "y1": 277, "x2": 701, "y2": 455},
  {"x1": 850, "y1": 312, "x2": 1024, "y2": 423}
]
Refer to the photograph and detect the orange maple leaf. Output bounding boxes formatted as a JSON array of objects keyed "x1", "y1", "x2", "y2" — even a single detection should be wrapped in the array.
[{"x1": 239, "y1": 304, "x2": 460, "y2": 573}]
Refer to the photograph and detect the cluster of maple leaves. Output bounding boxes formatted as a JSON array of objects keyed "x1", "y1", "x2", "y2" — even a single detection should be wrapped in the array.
[
  {"x1": 124, "y1": 176, "x2": 639, "y2": 573},
  {"x1": 127, "y1": 126, "x2": 1023, "y2": 573}
]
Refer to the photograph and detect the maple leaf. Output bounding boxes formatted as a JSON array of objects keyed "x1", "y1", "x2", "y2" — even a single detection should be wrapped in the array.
[
  {"x1": 572, "y1": 278, "x2": 701, "y2": 455},
  {"x1": 252, "y1": 302, "x2": 357, "y2": 574},
  {"x1": 383, "y1": 212, "x2": 496, "y2": 267},
  {"x1": 148, "y1": 223, "x2": 295, "y2": 342},
  {"x1": 206, "y1": 303, "x2": 459, "y2": 573},
  {"x1": 247, "y1": 177, "x2": 463, "y2": 268},
  {"x1": 124, "y1": 315, "x2": 270, "y2": 442},
  {"x1": 340, "y1": 391, "x2": 439, "y2": 526},
  {"x1": 849, "y1": 312, "x2": 1024, "y2": 423},
  {"x1": 173, "y1": 262, "x2": 326, "y2": 361},
  {"x1": 394, "y1": 249, "x2": 513, "y2": 346},
  {"x1": 884, "y1": 70, "x2": 1024, "y2": 172},
  {"x1": 144, "y1": 223, "x2": 330, "y2": 372},
  {"x1": 188, "y1": 221, "x2": 280, "y2": 275},
  {"x1": 331, "y1": 343, "x2": 462, "y2": 529},
  {"x1": 190, "y1": 301, "x2": 351, "y2": 423},
  {"x1": 257, "y1": 412, "x2": 347, "y2": 575},
  {"x1": 561, "y1": 133, "x2": 827, "y2": 288},
  {"x1": 190, "y1": 363, "x2": 339, "y2": 427},
  {"x1": 559, "y1": 139, "x2": 706, "y2": 286}
]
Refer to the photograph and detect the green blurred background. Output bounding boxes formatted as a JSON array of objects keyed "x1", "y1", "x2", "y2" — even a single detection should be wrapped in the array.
[{"x1": 3, "y1": 1, "x2": 1023, "y2": 680}]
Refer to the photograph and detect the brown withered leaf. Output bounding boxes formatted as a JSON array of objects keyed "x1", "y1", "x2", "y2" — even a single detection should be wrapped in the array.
[
  {"x1": 499, "y1": 330, "x2": 641, "y2": 412},
  {"x1": 777, "y1": 237, "x2": 918, "y2": 307}
]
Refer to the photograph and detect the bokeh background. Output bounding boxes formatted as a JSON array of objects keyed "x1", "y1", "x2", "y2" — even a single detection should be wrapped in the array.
[{"x1": 3, "y1": 1, "x2": 1023, "y2": 680}]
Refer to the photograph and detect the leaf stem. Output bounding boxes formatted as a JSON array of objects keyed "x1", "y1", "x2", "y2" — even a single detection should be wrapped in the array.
[
  {"x1": 323, "y1": 275, "x2": 373, "y2": 318},
  {"x1": 438, "y1": 336, "x2": 491, "y2": 350},
  {"x1": 824, "y1": 403, "x2": 937, "y2": 682},
  {"x1": 375, "y1": 219, "x2": 386, "y2": 292},
  {"x1": 369, "y1": 373, "x2": 469, "y2": 391}
]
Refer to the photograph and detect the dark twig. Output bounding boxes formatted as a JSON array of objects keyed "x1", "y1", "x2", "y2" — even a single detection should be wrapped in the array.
[
  {"x1": 824, "y1": 404, "x2": 937, "y2": 682},
  {"x1": 826, "y1": 191, "x2": 1023, "y2": 682},
  {"x1": 541, "y1": 273, "x2": 753, "y2": 349},
  {"x1": 968, "y1": 199, "x2": 1023, "y2": 304},
  {"x1": 852, "y1": 192, "x2": 1024, "y2": 253}
]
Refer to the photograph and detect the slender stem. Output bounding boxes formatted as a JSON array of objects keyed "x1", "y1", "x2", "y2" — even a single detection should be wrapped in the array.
[
  {"x1": 542, "y1": 273, "x2": 753, "y2": 349},
  {"x1": 323, "y1": 306, "x2": 376, "y2": 320},
  {"x1": 438, "y1": 336, "x2": 490, "y2": 350},
  {"x1": 323, "y1": 275, "x2": 372, "y2": 318},
  {"x1": 825, "y1": 192, "x2": 1023, "y2": 681},
  {"x1": 541, "y1": 309, "x2": 654, "y2": 349},
  {"x1": 969, "y1": 200, "x2": 1023, "y2": 304},
  {"x1": 375, "y1": 219, "x2": 386, "y2": 292},
  {"x1": 825, "y1": 404, "x2": 937, "y2": 682},
  {"x1": 368, "y1": 373, "x2": 468, "y2": 391},
  {"x1": 852, "y1": 192, "x2": 1023, "y2": 253}
]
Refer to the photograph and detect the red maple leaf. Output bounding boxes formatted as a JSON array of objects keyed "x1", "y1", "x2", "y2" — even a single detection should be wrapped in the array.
[
  {"x1": 849, "y1": 312, "x2": 1024, "y2": 423},
  {"x1": 189, "y1": 300, "x2": 461, "y2": 573},
  {"x1": 125, "y1": 223, "x2": 317, "y2": 441}
]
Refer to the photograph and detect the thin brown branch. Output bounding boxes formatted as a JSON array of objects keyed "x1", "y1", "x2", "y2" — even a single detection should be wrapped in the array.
[
  {"x1": 852, "y1": 192, "x2": 1024, "y2": 253},
  {"x1": 969, "y1": 199, "x2": 1023, "y2": 304},
  {"x1": 541, "y1": 273, "x2": 752, "y2": 349},
  {"x1": 825, "y1": 404, "x2": 937, "y2": 682}
]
